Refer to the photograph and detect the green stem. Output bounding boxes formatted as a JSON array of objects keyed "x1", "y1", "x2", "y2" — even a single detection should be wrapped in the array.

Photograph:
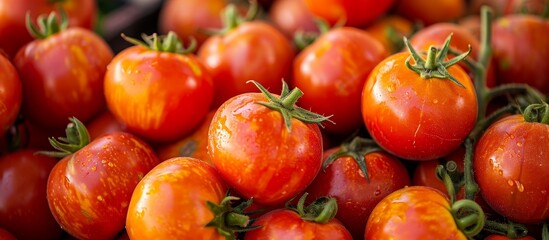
[
  {"x1": 288, "y1": 193, "x2": 338, "y2": 224},
  {"x1": 523, "y1": 102, "x2": 549, "y2": 124},
  {"x1": 474, "y1": 6, "x2": 493, "y2": 121},
  {"x1": 451, "y1": 199, "x2": 485, "y2": 238},
  {"x1": 281, "y1": 88, "x2": 303, "y2": 109},
  {"x1": 424, "y1": 46, "x2": 438, "y2": 70},
  {"x1": 483, "y1": 220, "x2": 528, "y2": 238},
  {"x1": 436, "y1": 164, "x2": 457, "y2": 204},
  {"x1": 543, "y1": 222, "x2": 548, "y2": 240},
  {"x1": 463, "y1": 138, "x2": 479, "y2": 201},
  {"x1": 225, "y1": 212, "x2": 250, "y2": 228}
]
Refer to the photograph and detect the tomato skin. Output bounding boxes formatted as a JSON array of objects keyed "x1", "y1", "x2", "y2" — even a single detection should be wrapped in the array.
[
  {"x1": 158, "y1": 0, "x2": 225, "y2": 49},
  {"x1": 156, "y1": 111, "x2": 215, "y2": 162},
  {"x1": 292, "y1": 27, "x2": 388, "y2": 135},
  {"x1": 365, "y1": 186, "x2": 466, "y2": 239},
  {"x1": 208, "y1": 93, "x2": 324, "y2": 206},
  {"x1": 395, "y1": 0, "x2": 465, "y2": 26},
  {"x1": 104, "y1": 45, "x2": 214, "y2": 142},
  {"x1": 305, "y1": 149, "x2": 410, "y2": 239},
  {"x1": 0, "y1": 150, "x2": 62, "y2": 240},
  {"x1": 198, "y1": 21, "x2": 295, "y2": 108},
  {"x1": 126, "y1": 157, "x2": 227, "y2": 240},
  {"x1": 303, "y1": 0, "x2": 395, "y2": 27},
  {"x1": 86, "y1": 110, "x2": 125, "y2": 141},
  {"x1": 491, "y1": 15, "x2": 549, "y2": 93},
  {"x1": 0, "y1": 0, "x2": 97, "y2": 59},
  {"x1": 474, "y1": 114, "x2": 549, "y2": 224},
  {"x1": 243, "y1": 209, "x2": 353, "y2": 239},
  {"x1": 47, "y1": 132, "x2": 159, "y2": 240},
  {"x1": 14, "y1": 28, "x2": 113, "y2": 130},
  {"x1": 269, "y1": 0, "x2": 318, "y2": 39},
  {"x1": 0, "y1": 228, "x2": 16, "y2": 240},
  {"x1": 361, "y1": 52, "x2": 478, "y2": 161},
  {"x1": 364, "y1": 15, "x2": 414, "y2": 53},
  {"x1": 0, "y1": 54, "x2": 22, "y2": 135}
]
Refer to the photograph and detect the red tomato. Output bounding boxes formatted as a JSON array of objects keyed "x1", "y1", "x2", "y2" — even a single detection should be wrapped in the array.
[
  {"x1": 361, "y1": 48, "x2": 478, "y2": 160},
  {"x1": 292, "y1": 27, "x2": 388, "y2": 135},
  {"x1": 126, "y1": 157, "x2": 228, "y2": 239},
  {"x1": 158, "y1": 0, "x2": 225, "y2": 49},
  {"x1": 0, "y1": 53, "x2": 22, "y2": 135},
  {"x1": 470, "y1": 0, "x2": 547, "y2": 16},
  {"x1": 0, "y1": 0, "x2": 96, "y2": 59},
  {"x1": 474, "y1": 114, "x2": 549, "y2": 224},
  {"x1": 0, "y1": 150, "x2": 62, "y2": 240},
  {"x1": 305, "y1": 144, "x2": 410, "y2": 239},
  {"x1": 364, "y1": 15, "x2": 414, "y2": 53},
  {"x1": 47, "y1": 119, "x2": 160, "y2": 239},
  {"x1": 14, "y1": 17, "x2": 113, "y2": 130},
  {"x1": 365, "y1": 186, "x2": 466, "y2": 239},
  {"x1": 156, "y1": 111, "x2": 215, "y2": 162},
  {"x1": 198, "y1": 21, "x2": 294, "y2": 108},
  {"x1": 208, "y1": 82, "x2": 325, "y2": 206},
  {"x1": 491, "y1": 15, "x2": 549, "y2": 93},
  {"x1": 395, "y1": 0, "x2": 466, "y2": 26},
  {"x1": 0, "y1": 228, "x2": 16, "y2": 240},
  {"x1": 86, "y1": 110, "x2": 125, "y2": 141},
  {"x1": 484, "y1": 235, "x2": 535, "y2": 240},
  {"x1": 303, "y1": 0, "x2": 395, "y2": 27},
  {"x1": 269, "y1": 0, "x2": 318, "y2": 39},
  {"x1": 104, "y1": 33, "x2": 214, "y2": 142}
]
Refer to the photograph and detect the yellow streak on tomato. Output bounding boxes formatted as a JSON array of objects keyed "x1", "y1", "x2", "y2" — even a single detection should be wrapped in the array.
[{"x1": 180, "y1": 55, "x2": 202, "y2": 77}]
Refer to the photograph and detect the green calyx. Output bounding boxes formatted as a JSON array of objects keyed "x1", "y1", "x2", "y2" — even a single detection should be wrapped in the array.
[
  {"x1": 435, "y1": 160, "x2": 465, "y2": 204},
  {"x1": 523, "y1": 102, "x2": 549, "y2": 124},
  {"x1": 203, "y1": 1, "x2": 258, "y2": 36},
  {"x1": 26, "y1": 9, "x2": 69, "y2": 39},
  {"x1": 36, "y1": 117, "x2": 90, "y2": 158},
  {"x1": 322, "y1": 136, "x2": 381, "y2": 183},
  {"x1": 403, "y1": 33, "x2": 472, "y2": 88},
  {"x1": 249, "y1": 80, "x2": 333, "y2": 132},
  {"x1": 286, "y1": 192, "x2": 338, "y2": 224},
  {"x1": 450, "y1": 199, "x2": 485, "y2": 238},
  {"x1": 205, "y1": 195, "x2": 259, "y2": 240},
  {"x1": 293, "y1": 18, "x2": 342, "y2": 51},
  {"x1": 121, "y1": 31, "x2": 196, "y2": 54}
]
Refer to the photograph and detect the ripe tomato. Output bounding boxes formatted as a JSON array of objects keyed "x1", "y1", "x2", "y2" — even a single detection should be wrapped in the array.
[
  {"x1": 208, "y1": 82, "x2": 326, "y2": 206},
  {"x1": 361, "y1": 43, "x2": 478, "y2": 160},
  {"x1": 86, "y1": 110, "x2": 125, "y2": 141},
  {"x1": 470, "y1": 0, "x2": 547, "y2": 16},
  {"x1": 395, "y1": 0, "x2": 466, "y2": 26},
  {"x1": 491, "y1": 14, "x2": 549, "y2": 93},
  {"x1": 126, "y1": 157, "x2": 229, "y2": 239},
  {"x1": 0, "y1": 228, "x2": 16, "y2": 240},
  {"x1": 364, "y1": 15, "x2": 414, "y2": 53},
  {"x1": 269, "y1": 0, "x2": 318, "y2": 39},
  {"x1": 158, "y1": 0, "x2": 225, "y2": 49},
  {"x1": 474, "y1": 113, "x2": 549, "y2": 224},
  {"x1": 0, "y1": 0, "x2": 96, "y2": 59},
  {"x1": 305, "y1": 140, "x2": 410, "y2": 239},
  {"x1": 303, "y1": 0, "x2": 395, "y2": 27},
  {"x1": 292, "y1": 27, "x2": 388, "y2": 135},
  {"x1": 365, "y1": 186, "x2": 466, "y2": 239},
  {"x1": 0, "y1": 150, "x2": 62, "y2": 240},
  {"x1": 156, "y1": 111, "x2": 215, "y2": 162},
  {"x1": 14, "y1": 14, "x2": 113, "y2": 130},
  {"x1": 0, "y1": 53, "x2": 22, "y2": 135},
  {"x1": 104, "y1": 32, "x2": 214, "y2": 142},
  {"x1": 198, "y1": 20, "x2": 294, "y2": 108},
  {"x1": 47, "y1": 118, "x2": 159, "y2": 239}
]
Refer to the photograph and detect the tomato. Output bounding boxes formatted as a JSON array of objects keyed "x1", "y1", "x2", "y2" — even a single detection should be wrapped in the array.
[
  {"x1": 46, "y1": 118, "x2": 159, "y2": 239},
  {"x1": 126, "y1": 157, "x2": 230, "y2": 239},
  {"x1": 0, "y1": 228, "x2": 16, "y2": 240},
  {"x1": 156, "y1": 111, "x2": 215, "y2": 162},
  {"x1": 244, "y1": 195, "x2": 353, "y2": 239},
  {"x1": 305, "y1": 138, "x2": 410, "y2": 239},
  {"x1": 474, "y1": 113, "x2": 549, "y2": 224},
  {"x1": 395, "y1": 0, "x2": 466, "y2": 26},
  {"x1": 484, "y1": 235, "x2": 535, "y2": 240},
  {"x1": 365, "y1": 186, "x2": 466, "y2": 239},
  {"x1": 361, "y1": 41, "x2": 478, "y2": 160},
  {"x1": 292, "y1": 27, "x2": 388, "y2": 135},
  {"x1": 303, "y1": 0, "x2": 395, "y2": 27},
  {"x1": 0, "y1": 150, "x2": 62, "y2": 240},
  {"x1": 0, "y1": 53, "x2": 22, "y2": 136},
  {"x1": 491, "y1": 14, "x2": 549, "y2": 93},
  {"x1": 14, "y1": 13, "x2": 112, "y2": 130},
  {"x1": 469, "y1": 0, "x2": 547, "y2": 16},
  {"x1": 198, "y1": 20, "x2": 295, "y2": 108},
  {"x1": 0, "y1": 0, "x2": 96, "y2": 59},
  {"x1": 364, "y1": 15, "x2": 414, "y2": 53},
  {"x1": 104, "y1": 32, "x2": 214, "y2": 142},
  {"x1": 458, "y1": 15, "x2": 482, "y2": 40},
  {"x1": 158, "y1": 0, "x2": 225, "y2": 49},
  {"x1": 269, "y1": 0, "x2": 318, "y2": 39},
  {"x1": 86, "y1": 110, "x2": 125, "y2": 141},
  {"x1": 208, "y1": 81, "x2": 326, "y2": 206},
  {"x1": 408, "y1": 23, "x2": 497, "y2": 88}
]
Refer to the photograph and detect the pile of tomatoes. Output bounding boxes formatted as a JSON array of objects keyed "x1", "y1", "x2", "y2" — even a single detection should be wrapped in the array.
[{"x1": 1, "y1": 0, "x2": 548, "y2": 239}]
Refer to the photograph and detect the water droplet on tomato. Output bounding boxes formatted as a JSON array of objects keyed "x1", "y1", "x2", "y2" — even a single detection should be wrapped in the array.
[
  {"x1": 374, "y1": 190, "x2": 381, "y2": 196},
  {"x1": 508, "y1": 179, "x2": 514, "y2": 186},
  {"x1": 432, "y1": 99, "x2": 439, "y2": 104},
  {"x1": 386, "y1": 84, "x2": 395, "y2": 92},
  {"x1": 516, "y1": 181, "x2": 524, "y2": 192},
  {"x1": 509, "y1": 135, "x2": 515, "y2": 139},
  {"x1": 91, "y1": 166, "x2": 97, "y2": 171},
  {"x1": 516, "y1": 142, "x2": 523, "y2": 147},
  {"x1": 542, "y1": 190, "x2": 547, "y2": 195},
  {"x1": 498, "y1": 170, "x2": 503, "y2": 176}
]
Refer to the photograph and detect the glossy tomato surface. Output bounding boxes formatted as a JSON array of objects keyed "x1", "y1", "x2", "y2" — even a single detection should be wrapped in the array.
[
  {"x1": 104, "y1": 45, "x2": 214, "y2": 142},
  {"x1": 292, "y1": 27, "x2": 388, "y2": 135},
  {"x1": 0, "y1": 54, "x2": 21, "y2": 135},
  {"x1": 365, "y1": 186, "x2": 466, "y2": 239},
  {"x1": 361, "y1": 52, "x2": 478, "y2": 160},
  {"x1": 303, "y1": 0, "x2": 395, "y2": 27},
  {"x1": 208, "y1": 92, "x2": 324, "y2": 206},
  {"x1": 126, "y1": 157, "x2": 228, "y2": 240},
  {"x1": 269, "y1": 0, "x2": 318, "y2": 39},
  {"x1": 47, "y1": 132, "x2": 159, "y2": 239},
  {"x1": 14, "y1": 27, "x2": 113, "y2": 130},
  {"x1": 396, "y1": 0, "x2": 465, "y2": 26},
  {"x1": 474, "y1": 114, "x2": 549, "y2": 224},
  {"x1": 364, "y1": 15, "x2": 414, "y2": 53},
  {"x1": 0, "y1": 150, "x2": 62, "y2": 240}
]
